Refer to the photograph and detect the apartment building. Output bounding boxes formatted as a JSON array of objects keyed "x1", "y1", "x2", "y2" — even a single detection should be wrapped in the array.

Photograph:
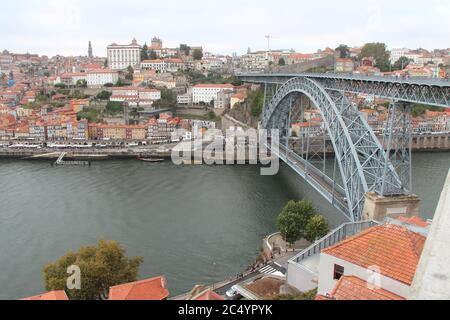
[{"x1": 192, "y1": 83, "x2": 234, "y2": 105}]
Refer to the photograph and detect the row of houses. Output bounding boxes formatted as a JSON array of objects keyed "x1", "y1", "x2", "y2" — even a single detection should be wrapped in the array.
[{"x1": 57, "y1": 69, "x2": 119, "y2": 87}]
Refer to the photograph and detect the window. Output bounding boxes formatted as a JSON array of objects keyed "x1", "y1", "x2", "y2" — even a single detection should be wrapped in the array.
[{"x1": 333, "y1": 264, "x2": 344, "y2": 280}]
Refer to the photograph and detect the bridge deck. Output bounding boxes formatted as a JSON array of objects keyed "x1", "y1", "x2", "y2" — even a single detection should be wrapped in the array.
[
  {"x1": 270, "y1": 143, "x2": 350, "y2": 220},
  {"x1": 239, "y1": 72, "x2": 450, "y2": 87}
]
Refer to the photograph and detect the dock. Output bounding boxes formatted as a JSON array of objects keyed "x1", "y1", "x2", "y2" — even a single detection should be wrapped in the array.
[{"x1": 54, "y1": 152, "x2": 90, "y2": 166}]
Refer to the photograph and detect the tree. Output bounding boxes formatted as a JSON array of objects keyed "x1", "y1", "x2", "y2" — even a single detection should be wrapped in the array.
[
  {"x1": 180, "y1": 44, "x2": 191, "y2": 56},
  {"x1": 193, "y1": 49, "x2": 203, "y2": 60},
  {"x1": 359, "y1": 42, "x2": 390, "y2": 72},
  {"x1": 106, "y1": 101, "x2": 124, "y2": 113},
  {"x1": 249, "y1": 89, "x2": 264, "y2": 117},
  {"x1": 276, "y1": 200, "x2": 316, "y2": 246},
  {"x1": 305, "y1": 215, "x2": 330, "y2": 243},
  {"x1": 153, "y1": 89, "x2": 176, "y2": 110},
  {"x1": 278, "y1": 58, "x2": 286, "y2": 66},
  {"x1": 141, "y1": 43, "x2": 149, "y2": 61},
  {"x1": 393, "y1": 56, "x2": 412, "y2": 71},
  {"x1": 54, "y1": 83, "x2": 67, "y2": 89},
  {"x1": 96, "y1": 90, "x2": 112, "y2": 100},
  {"x1": 76, "y1": 79, "x2": 87, "y2": 88},
  {"x1": 104, "y1": 59, "x2": 108, "y2": 68},
  {"x1": 43, "y1": 240, "x2": 143, "y2": 300},
  {"x1": 125, "y1": 66, "x2": 134, "y2": 81},
  {"x1": 335, "y1": 44, "x2": 350, "y2": 59},
  {"x1": 149, "y1": 50, "x2": 158, "y2": 60}
]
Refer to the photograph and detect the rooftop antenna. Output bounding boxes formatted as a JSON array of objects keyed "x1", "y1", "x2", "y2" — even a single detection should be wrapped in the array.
[{"x1": 265, "y1": 35, "x2": 279, "y2": 52}]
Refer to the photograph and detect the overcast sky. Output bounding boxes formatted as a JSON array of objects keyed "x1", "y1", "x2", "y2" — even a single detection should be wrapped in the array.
[{"x1": 1, "y1": 0, "x2": 449, "y2": 57}]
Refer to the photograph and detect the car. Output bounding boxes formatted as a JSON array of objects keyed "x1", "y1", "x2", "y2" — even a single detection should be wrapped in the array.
[{"x1": 225, "y1": 286, "x2": 242, "y2": 300}]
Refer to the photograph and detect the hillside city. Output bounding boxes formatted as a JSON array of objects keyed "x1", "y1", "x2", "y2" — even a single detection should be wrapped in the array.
[
  {"x1": 1, "y1": 35, "x2": 450, "y2": 304},
  {"x1": 1, "y1": 39, "x2": 449, "y2": 146}
]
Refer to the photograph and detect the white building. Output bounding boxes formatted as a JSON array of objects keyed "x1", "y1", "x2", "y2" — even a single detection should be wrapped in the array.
[
  {"x1": 241, "y1": 51, "x2": 269, "y2": 71},
  {"x1": 86, "y1": 69, "x2": 118, "y2": 87},
  {"x1": 138, "y1": 88, "x2": 161, "y2": 101},
  {"x1": 107, "y1": 39, "x2": 141, "y2": 70},
  {"x1": 141, "y1": 59, "x2": 185, "y2": 73},
  {"x1": 390, "y1": 48, "x2": 410, "y2": 64},
  {"x1": 177, "y1": 94, "x2": 192, "y2": 105},
  {"x1": 110, "y1": 86, "x2": 160, "y2": 106},
  {"x1": 192, "y1": 84, "x2": 234, "y2": 105}
]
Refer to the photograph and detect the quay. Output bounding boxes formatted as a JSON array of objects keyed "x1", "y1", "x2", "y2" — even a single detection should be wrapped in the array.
[{"x1": 53, "y1": 152, "x2": 90, "y2": 166}]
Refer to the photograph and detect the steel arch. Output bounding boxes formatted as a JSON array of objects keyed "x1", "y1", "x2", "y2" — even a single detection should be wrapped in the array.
[{"x1": 263, "y1": 77, "x2": 404, "y2": 221}]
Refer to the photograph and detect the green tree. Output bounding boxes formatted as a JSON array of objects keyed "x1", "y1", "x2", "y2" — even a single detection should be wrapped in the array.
[
  {"x1": 153, "y1": 89, "x2": 176, "y2": 110},
  {"x1": 43, "y1": 240, "x2": 143, "y2": 300},
  {"x1": 335, "y1": 44, "x2": 350, "y2": 59},
  {"x1": 180, "y1": 44, "x2": 191, "y2": 56},
  {"x1": 193, "y1": 49, "x2": 203, "y2": 60},
  {"x1": 125, "y1": 66, "x2": 134, "y2": 81},
  {"x1": 141, "y1": 43, "x2": 149, "y2": 61},
  {"x1": 305, "y1": 215, "x2": 330, "y2": 243},
  {"x1": 276, "y1": 200, "x2": 316, "y2": 246},
  {"x1": 149, "y1": 50, "x2": 158, "y2": 60},
  {"x1": 393, "y1": 56, "x2": 412, "y2": 71},
  {"x1": 76, "y1": 79, "x2": 87, "y2": 88},
  {"x1": 54, "y1": 83, "x2": 67, "y2": 89},
  {"x1": 106, "y1": 101, "x2": 124, "y2": 113},
  {"x1": 249, "y1": 89, "x2": 264, "y2": 117},
  {"x1": 271, "y1": 288, "x2": 318, "y2": 300},
  {"x1": 104, "y1": 59, "x2": 108, "y2": 68},
  {"x1": 359, "y1": 42, "x2": 390, "y2": 72},
  {"x1": 278, "y1": 58, "x2": 286, "y2": 66},
  {"x1": 96, "y1": 90, "x2": 112, "y2": 100}
]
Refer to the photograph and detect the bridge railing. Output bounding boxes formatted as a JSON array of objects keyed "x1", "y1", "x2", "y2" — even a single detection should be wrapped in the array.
[
  {"x1": 238, "y1": 72, "x2": 450, "y2": 86},
  {"x1": 272, "y1": 143, "x2": 348, "y2": 214},
  {"x1": 290, "y1": 220, "x2": 379, "y2": 265}
]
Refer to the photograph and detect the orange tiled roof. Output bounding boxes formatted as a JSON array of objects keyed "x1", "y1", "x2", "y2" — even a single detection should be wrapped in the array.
[
  {"x1": 396, "y1": 216, "x2": 430, "y2": 228},
  {"x1": 322, "y1": 224, "x2": 426, "y2": 285},
  {"x1": 109, "y1": 276, "x2": 169, "y2": 300},
  {"x1": 330, "y1": 276, "x2": 405, "y2": 300},
  {"x1": 192, "y1": 290, "x2": 225, "y2": 300},
  {"x1": 21, "y1": 290, "x2": 69, "y2": 300}
]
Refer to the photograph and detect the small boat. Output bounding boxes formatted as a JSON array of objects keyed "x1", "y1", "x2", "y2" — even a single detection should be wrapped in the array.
[{"x1": 138, "y1": 157, "x2": 165, "y2": 163}]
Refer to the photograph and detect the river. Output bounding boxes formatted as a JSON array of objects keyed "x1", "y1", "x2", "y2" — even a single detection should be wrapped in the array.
[{"x1": 0, "y1": 152, "x2": 448, "y2": 299}]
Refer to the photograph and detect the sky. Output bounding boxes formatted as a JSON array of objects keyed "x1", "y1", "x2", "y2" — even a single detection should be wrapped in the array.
[{"x1": 0, "y1": 0, "x2": 449, "y2": 57}]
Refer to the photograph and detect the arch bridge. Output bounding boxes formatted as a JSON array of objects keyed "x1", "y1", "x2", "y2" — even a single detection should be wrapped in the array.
[{"x1": 238, "y1": 73, "x2": 450, "y2": 221}]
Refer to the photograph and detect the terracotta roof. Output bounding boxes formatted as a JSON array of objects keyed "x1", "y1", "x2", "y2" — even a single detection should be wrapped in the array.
[
  {"x1": 330, "y1": 276, "x2": 405, "y2": 300},
  {"x1": 192, "y1": 290, "x2": 225, "y2": 301},
  {"x1": 396, "y1": 216, "x2": 430, "y2": 228},
  {"x1": 322, "y1": 224, "x2": 426, "y2": 285},
  {"x1": 21, "y1": 291, "x2": 69, "y2": 300},
  {"x1": 109, "y1": 276, "x2": 169, "y2": 300}
]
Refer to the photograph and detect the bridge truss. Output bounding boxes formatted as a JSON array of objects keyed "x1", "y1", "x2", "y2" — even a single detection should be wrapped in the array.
[{"x1": 240, "y1": 73, "x2": 450, "y2": 221}]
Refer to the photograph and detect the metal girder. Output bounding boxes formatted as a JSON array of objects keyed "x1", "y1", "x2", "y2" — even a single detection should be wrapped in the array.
[
  {"x1": 238, "y1": 73, "x2": 450, "y2": 108},
  {"x1": 262, "y1": 77, "x2": 404, "y2": 221}
]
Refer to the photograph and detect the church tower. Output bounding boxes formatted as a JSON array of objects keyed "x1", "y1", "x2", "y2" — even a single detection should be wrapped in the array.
[{"x1": 88, "y1": 41, "x2": 93, "y2": 58}]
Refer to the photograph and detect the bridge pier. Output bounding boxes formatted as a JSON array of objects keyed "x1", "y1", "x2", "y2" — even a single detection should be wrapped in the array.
[{"x1": 361, "y1": 191, "x2": 421, "y2": 221}]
